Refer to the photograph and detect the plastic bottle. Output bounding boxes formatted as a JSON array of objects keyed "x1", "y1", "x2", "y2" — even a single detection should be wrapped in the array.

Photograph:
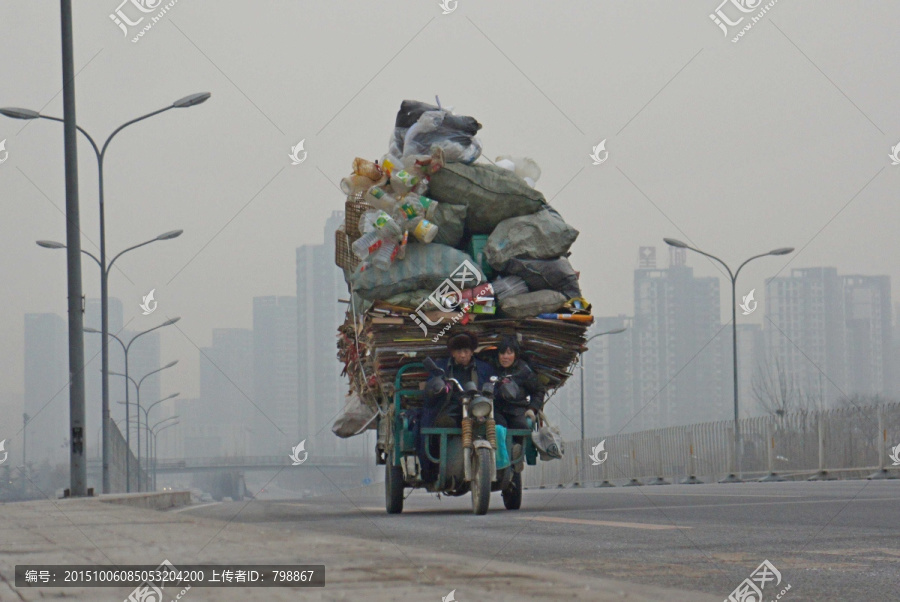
[
  {"x1": 371, "y1": 240, "x2": 398, "y2": 270},
  {"x1": 341, "y1": 174, "x2": 376, "y2": 196},
  {"x1": 352, "y1": 157, "x2": 383, "y2": 181},
  {"x1": 351, "y1": 230, "x2": 383, "y2": 258},
  {"x1": 381, "y1": 155, "x2": 403, "y2": 177},
  {"x1": 364, "y1": 186, "x2": 398, "y2": 212},
  {"x1": 358, "y1": 209, "x2": 402, "y2": 242},
  {"x1": 351, "y1": 230, "x2": 384, "y2": 258},
  {"x1": 390, "y1": 168, "x2": 419, "y2": 194},
  {"x1": 375, "y1": 213, "x2": 403, "y2": 240},
  {"x1": 398, "y1": 194, "x2": 439, "y2": 221},
  {"x1": 395, "y1": 196, "x2": 422, "y2": 221}
]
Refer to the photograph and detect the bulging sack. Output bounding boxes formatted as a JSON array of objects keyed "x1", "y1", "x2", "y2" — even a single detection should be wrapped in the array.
[
  {"x1": 349, "y1": 243, "x2": 480, "y2": 301},
  {"x1": 485, "y1": 208, "x2": 579, "y2": 271},
  {"x1": 505, "y1": 257, "x2": 582, "y2": 299},
  {"x1": 429, "y1": 202, "x2": 467, "y2": 247},
  {"x1": 499, "y1": 290, "x2": 567, "y2": 319},
  {"x1": 427, "y1": 162, "x2": 546, "y2": 234}
]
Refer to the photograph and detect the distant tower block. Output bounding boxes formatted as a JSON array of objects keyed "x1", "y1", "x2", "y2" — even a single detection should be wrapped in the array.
[
  {"x1": 669, "y1": 246, "x2": 686, "y2": 267},
  {"x1": 639, "y1": 246, "x2": 656, "y2": 269}
]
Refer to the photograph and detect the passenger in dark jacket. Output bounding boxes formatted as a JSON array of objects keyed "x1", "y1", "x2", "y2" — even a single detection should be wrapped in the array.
[{"x1": 492, "y1": 335, "x2": 545, "y2": 431}]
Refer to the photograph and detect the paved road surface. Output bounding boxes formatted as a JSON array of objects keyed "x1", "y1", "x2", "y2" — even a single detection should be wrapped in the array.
[{"x1": 187, "y1": 479, "x2": 900, "y2": 601}]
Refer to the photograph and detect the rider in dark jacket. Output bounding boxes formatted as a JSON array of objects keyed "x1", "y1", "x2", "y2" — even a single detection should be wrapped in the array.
[
  {"x1": 492, "y1": 335, "x2": 545, "y2": 430},
  {"x1": 418, "y1": 331, "x2": 494, "y2": 481},
  {"x1": 424, "y1": 331, "x2": 494, "y2": 428}
]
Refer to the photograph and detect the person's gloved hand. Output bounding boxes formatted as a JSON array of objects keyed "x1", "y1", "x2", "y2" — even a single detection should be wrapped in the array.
[
  {"x1": 426, "y1": 376, "x2": 448, "y2": 397},
  {"x1": 525, "y1": 409, "x2": 536, "y2": 421}
]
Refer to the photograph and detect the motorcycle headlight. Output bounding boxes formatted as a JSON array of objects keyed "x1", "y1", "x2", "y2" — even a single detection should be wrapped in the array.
[{"x1": 471, "y1": 395, "x2": 493, "y2": 418}]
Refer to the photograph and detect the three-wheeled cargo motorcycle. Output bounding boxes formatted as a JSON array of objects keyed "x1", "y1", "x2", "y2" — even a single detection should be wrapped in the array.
[{"x1": 378, "y1": 359, "x2": 538, "y2": 515}]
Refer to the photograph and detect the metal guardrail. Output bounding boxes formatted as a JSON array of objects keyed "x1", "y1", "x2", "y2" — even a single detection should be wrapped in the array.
[
  {"x1": 523, "y1": 402, "x2": 900, "y2": 488},
  {"x1": 151, "y1": 455, "x2": 366, "y2": 471}
]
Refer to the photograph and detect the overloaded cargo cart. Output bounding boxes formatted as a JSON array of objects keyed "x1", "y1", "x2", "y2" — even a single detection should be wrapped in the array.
[{"x1": 331, "y1": 99, "x2": 593, "y2": 513}]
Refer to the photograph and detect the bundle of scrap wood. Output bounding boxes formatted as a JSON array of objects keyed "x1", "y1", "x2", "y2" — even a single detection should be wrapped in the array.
[{"x1": 337, "y1": 301, "x2": 588, "y2": 409}]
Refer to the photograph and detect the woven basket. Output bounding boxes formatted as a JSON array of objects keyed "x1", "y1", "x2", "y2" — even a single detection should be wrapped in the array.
[
  {"x1": 335, "y1": 226, "x2": 360, "y2": 271},
  {"x1": 344, "y1": 195, "x2": 373, "y2": 240}
]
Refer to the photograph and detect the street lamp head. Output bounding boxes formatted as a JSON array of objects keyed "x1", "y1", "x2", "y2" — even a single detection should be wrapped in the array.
[
  {"x1": 161, "y1": 317, "x2": 181, "y2": 327},
  {"x1": 36, "y1": 240, "x2": 66, "y2": 249},
  {"x1": 769, "y1": 247, "x2": 794, "y2": 256},
  {"x1": 663, "y1": 238, "x2": 689, "y2": 248},
  {"x1": 163, "y1": 360, "x2": 179, "y2": 369},
  {"x1": 172, "y1": 92, "x2": 211, "y2": 108},
  {"x1": 0, "y1": 107, "x2": 40, "y2": 120},
  {"x1": 605, "y1": 327, "x2": 627, "y2": 335},
  {"x1": 84, "y1": 327, "x2": 101, "y2": 334},
  {"x1": 156, "y1": 229, "x2": 183, "y2": 241},
  {"x1": 166, "y1": 392, "x2": 180, "y2": 400}
]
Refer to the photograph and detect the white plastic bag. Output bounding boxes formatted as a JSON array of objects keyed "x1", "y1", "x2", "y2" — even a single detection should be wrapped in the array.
[
  {"x1": 495, "y1": 155, "x2": 541, "y2": 187},
  {"x1": 531, "y1": 411, "x2": 565, "y2": 461},
  {"x1": 332, "y1": 392, "x2": 377, "y2": 438}
]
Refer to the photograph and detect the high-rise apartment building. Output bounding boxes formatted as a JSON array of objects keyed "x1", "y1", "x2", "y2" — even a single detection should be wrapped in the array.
[
  {"x1": 194, "y1": 328, "x2": 254, "y2": 457},
  {"x1": 842, "y1": 275, "x2": 892, "y2": 397},
  {"x1": 763, "y1": 268, "x2": 896, "y2": 407},
  {"x1": 23, "y1": 313, "x2": 69, "y2": 466},
  {"x1": 632, "y1": 247, "x2": 727, "y2": 429},
  {"x1": 253, "y1": 296, "x2": 299, "y2": 455}
]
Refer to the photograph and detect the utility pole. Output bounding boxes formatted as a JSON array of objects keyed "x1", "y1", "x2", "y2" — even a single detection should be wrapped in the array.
[
  {"x1": 60, "y1": 0, "x2": 87, "y2": 496},
  {"x1": 23, "y1": 413, "x2": 30, "y2": 468}
]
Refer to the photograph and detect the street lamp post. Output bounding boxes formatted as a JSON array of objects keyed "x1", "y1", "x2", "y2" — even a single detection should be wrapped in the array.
[
  {"x1": 110, "y1": 362, "x2": 178, "y2": 488},
  {"x1": 118, "y1": 392, "x2": 179, "y2": 476},
  {"x1": 85, "y1": 318, "x2": 180, "y2": 492},
  {"x1": 22, "y1": 413, "x2": 30, "y2": 468},
  {"x1": 37, "y1": 230, "x2": 182, "y2": 494},
  {"x1": 577, "y1": 327, "x2": 627, "y2": 486},
  {"x1": 5, "y1": 92, "x2": 210, "y2": 495},
  {"x1": 150, "y1": 419, "x2": 181, "y2": 491},
  {"x1": 664, "y1": 238, "x2": 793, "y2": 481}
]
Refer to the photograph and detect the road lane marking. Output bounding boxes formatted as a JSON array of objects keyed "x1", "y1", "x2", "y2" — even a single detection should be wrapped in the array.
[
  {"x1": 528, "y1": 496, "x2": 896, "y2": 515},
  {"x1": 169, "y1": 502, "x2": 220, "y2": 513},
  {"x1": 360, "y1": 506, "x2": 435, "y2": 513},
  {"x1": 526, "y1": 489, "x2": 804, "y2": 498},
  {"x1": 518, "y1": 516, "x2": 689, "y2": 530}
]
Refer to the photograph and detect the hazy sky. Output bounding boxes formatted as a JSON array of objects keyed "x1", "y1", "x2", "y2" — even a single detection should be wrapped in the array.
[{"x1": 1, "y1": 1, "x2": 898, "y2": 422}]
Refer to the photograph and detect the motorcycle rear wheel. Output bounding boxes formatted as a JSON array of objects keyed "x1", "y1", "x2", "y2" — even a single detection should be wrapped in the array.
[
  {"x1": 502, "y1": 471, "x2": 522, "y2": 510},
  {"x1": 385, "y1": 462, "x2": 404, "y2": 514}
]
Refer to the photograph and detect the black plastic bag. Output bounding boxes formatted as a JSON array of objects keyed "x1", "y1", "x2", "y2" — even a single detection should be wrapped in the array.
[{"x1": 504, "y1": 257, "x2": 582, "y2": 299}]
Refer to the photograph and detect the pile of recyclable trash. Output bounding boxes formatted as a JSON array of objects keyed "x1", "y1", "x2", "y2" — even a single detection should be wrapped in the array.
[{"x1": 332, "y1": 99, "x2": 591, "y2": 438}]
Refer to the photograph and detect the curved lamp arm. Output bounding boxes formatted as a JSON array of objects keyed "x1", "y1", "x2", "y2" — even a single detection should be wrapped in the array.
[
  {"x1": 125, "y1": 318, "x2": 181, "y2": 354},
  {"x1": 137, "y1": 361, "x2": 178, "y2": 391}
]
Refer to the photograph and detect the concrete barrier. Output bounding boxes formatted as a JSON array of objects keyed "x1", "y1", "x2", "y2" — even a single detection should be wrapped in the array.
[{"x1": 99, "y1": 490, "x2": 191, "y2": 510}]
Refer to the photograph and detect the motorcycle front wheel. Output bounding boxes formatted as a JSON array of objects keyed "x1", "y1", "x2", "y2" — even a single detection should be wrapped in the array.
[{"x1": 471, "y1": 447, "x2": 493, "y2": 515}]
